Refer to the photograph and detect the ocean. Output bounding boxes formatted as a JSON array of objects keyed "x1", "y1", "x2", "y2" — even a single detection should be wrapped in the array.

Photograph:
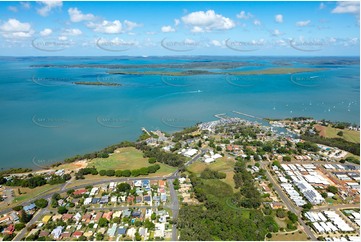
[{"x1": 0, "y1": 56, "x2": 359, "y2": 169}]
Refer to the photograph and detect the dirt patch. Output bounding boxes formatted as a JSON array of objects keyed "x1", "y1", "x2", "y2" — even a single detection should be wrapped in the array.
[{"x1": 314, "y1": 124, "x2": 326, "y2": 137}]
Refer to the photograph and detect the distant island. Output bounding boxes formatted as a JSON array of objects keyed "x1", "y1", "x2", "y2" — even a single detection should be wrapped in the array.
[
  {"x1": 108, "y1": 67, "x2": 326, "y2": 76},
  {"x1": 73, "y1": 81, "x2": 122, "y2": 87}
]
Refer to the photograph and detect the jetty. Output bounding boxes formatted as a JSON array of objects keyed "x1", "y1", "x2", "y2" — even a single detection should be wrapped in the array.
[
  {"x1": 141, "y1": 127, "x2": 151, "y2": 136},
  {"x1": 232, "y1": 111, "x2": 263, "y2": 120}
]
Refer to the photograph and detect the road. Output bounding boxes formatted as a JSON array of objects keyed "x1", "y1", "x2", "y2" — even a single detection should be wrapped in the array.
[
  {"x1": 167, "y1": 178, "x2": 179, "y2": 241},
  {"x1": 13, "y1": 208, "x2": 48, "y2": 241},
  {"x1": 261, "y1": 161, "x2": 317, "y2": 241},
  {"x1": 0, "y1": 176, "x2": 176, "y2": 216}
]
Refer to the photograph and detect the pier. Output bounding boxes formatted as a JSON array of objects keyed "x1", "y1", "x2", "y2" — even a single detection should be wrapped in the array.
[{"x1": 232, "y1": 111, "x2": 263, "y2": 120}]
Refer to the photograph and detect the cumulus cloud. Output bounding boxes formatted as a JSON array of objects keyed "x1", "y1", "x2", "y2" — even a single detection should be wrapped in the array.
[
  {"x1": 332, "y1": 1, "x2": 359, "y2": 14},
  {"x1": 275, "y1": 14, "x2": 283, "y2": 23},
  {"x1": 68, "y1": 7, "x2": 95, "y2": 22},
  {"x1": 0, "y1": 18, "x2": 34, "y2": 38},
  {"x1": 181, "y1": 10, "x2": 235, "y2": 32},
  {"x1": 161, "y1": 25, "x2": 175, "y2": 33},
  {"x1": 174, "y1": 19, "x2": 180, "y2": 26},
  {"x1": 87, "y1": 20, "x2": 122, "y2": 34},
  {"x1": 37, "y1": 1, "x2": 62, "y2": 17},
  {"x1": 210, "y1": 40, "x2": 222, "y2": 47},
  {"x1": 63, "y1": 28, "x2": 82, "y2": 36},
  {"x1": 237, "y1": 11, "x2": 253, "y2": 19},
  {"x1": 296, "y1": 20, "x2": 311, "y2": 27},
  {"x1": 40, "y1": 28, "x2": 52, "y2": 36},
  {"x1": 253, "y1": 19, "x2": 261, "y2": 26},
  {"x1": 272, "y1": 29, "x2": 282, "y2": 36},
  {"x1": 332, "y1": 1, "x2": 360, "y2": 25},
  {"x1": 124, "y1": 20, "x2": 141, "y2": 31}
]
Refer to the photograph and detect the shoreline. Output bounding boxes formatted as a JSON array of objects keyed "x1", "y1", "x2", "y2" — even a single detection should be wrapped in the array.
[{"x1": 1, "y1": 115, "x2": 359, "y2": 174}]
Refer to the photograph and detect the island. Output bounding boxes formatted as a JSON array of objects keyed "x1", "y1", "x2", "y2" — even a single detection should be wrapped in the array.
[{"x1": 72, "y1": 81, "x2": 122, "y2": 87}]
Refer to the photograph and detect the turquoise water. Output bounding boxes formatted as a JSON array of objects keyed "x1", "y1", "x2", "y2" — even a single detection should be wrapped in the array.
[{"x1": 0, "y1": 56, "x2": 359, "y2": 169}]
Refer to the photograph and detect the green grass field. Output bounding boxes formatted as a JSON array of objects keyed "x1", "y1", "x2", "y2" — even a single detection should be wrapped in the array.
[
  {"x1": 315, "y1": 125, "x2": 360, "y2": 143},
  {"x1": 86, "y1": 147, "x2": 176, "y2": 177},
  {"x1": 88, "y1": 147, "x2": 150, "y2": 170}
]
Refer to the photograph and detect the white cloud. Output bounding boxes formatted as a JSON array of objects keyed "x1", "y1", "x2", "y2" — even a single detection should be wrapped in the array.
[
  {"x1": 296, "y1": 20, "x2": 311, "y2": 27},
  {"x1": 58, "y1": 36, "x2": 67, "y2": 41},
  {"x1": 87, "y1": 20, "x2": 122, "y2": 34},
  {"x1": 8, "y1": 6, "x2": 18, "y2": 12},
  {"x1": 272, "y1": 29, "x2": 282, "y2": 36},
  {"x1": 40, "y1": 28, "x2": 52, "y2": 36},
  {"x1": 0, "y1": 18, "x2": 34, "y2": 38},
  {"x1": 275, "y1": 14, "x2": 283, "y2": 23},
  {"x1": 37, "y1": 1, "x2": 62, "y2": 17},
  {"x1": 63, "y1": 28, "x2": 82, "y2": 36},
  {"x1": 253, "y1": 19, "x2": 261, "y2": 26},
  {"x1": 332, "y1": 1, "x2": 360, "y2": 25},
  {"x1": 332, "y1": 1, "x2": 359, "y2": 14},
  {"x1": 237, "y1": 11, "x2": 253, "y2": 19},
  {"x1": 68, "y1": 7, "x2": 95, "y2": 22},
  {"x1": 181, "y1": 10, "x2": 235, "y2": 32},
  {"x1": 124, "y1": 20, "x2": 141, "y2": 31},
  {"x1": 174, "y1": 19, "x2": 180, "y2": 26},
  {"x1": 20, "y1": 2, "x2": 31, "y2": 9},
  {"x1": 191, "y1": 26, "x2": 204, "y2": 33},
  {"x1": 319, "y1": 3, "x2": 326, "y2": 10},
  {"x1": 161, "y1": 25, "x2": 175, "y2": 33},
  {"x1": 210, "y1": 40, "x2": 222, "y2": 47}
]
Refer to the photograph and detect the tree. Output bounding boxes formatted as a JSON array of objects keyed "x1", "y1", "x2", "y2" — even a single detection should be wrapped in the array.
[
  {"x1": 151, "y1": 213, "x2": 156, "y2": 220},
  {"x1": 99, "y1": 170, "x2": 106, "y2": 176},
  {"x1": 135, "y1": 232, "x2": 142, "y2": 241},
  {"x1": 337, "y1": 131, "x2": 343, "y2": 136},
  {"x1": 106, "y1": 170, "x2": 115, "y2": 176},
  {"x1": 283, "y1": 156, "x2": 291, "y2": 162},
  {"x1": 287, "y1": 211, "x2": 298, "y2": 223},
  {"x1": 98, "y1": 218, "x2": 108, "y2": 227},
  {"x1": 13, "y1": 205, "x2": 23, "y2": 211},
  {"x1": 15, "y1": 223, "x2": 26, "y2": 231},
  {"x1": 96, "y1": 233, "x2": 104, "y2": 240},
  {"x1": 266, "y1": 233, "x2": 272, "y2": 238},
  {"x1": 321, "y1": 192, "x2": 328, "y2": 198},
  {"x1": 276, "y1": 209, "x2": 286, "y2": 218},
  {"x1": 302, "y1": 203, "x2": 313, "y2": 211},
  {"x1": 148, "y1": 157, "x2": 156, "y2": 164},
  {"x1": 57, "y1": 206, "x2": 68, "y2": 214},
  {"x1": 117, "y1": 183, "x2": 131, "y2": 193},
  {"x1": 122, "y1": 170, "x2": 131, "y2": 177},
  {"x1": 35, "y1": 198, "x2": 48, "y2": 208},
  {"x1": 327, "y1": 186, "x2": 338, "y2": 194},
  {"x1": 19, "y1": 210, "x2": 31, "y2": 223}
]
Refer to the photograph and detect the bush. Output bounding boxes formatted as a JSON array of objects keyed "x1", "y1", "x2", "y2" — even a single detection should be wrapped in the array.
[
  {"x1": 35, "y1": 198, "x2": 48, "y2": 208},
  {"x1": 15, "y1": 223, "x2": 26, "y2": 231},
  {"x1": 148, "y1": 157, "x2": 157, "y2": 164},
  {"x1": 99, "y1": 170, "x2": 106, "y2": 176},
  {"x1": 57, "y1": 206, "x2": 68, "y2": 214},
  {"x1": 13, "y1": 205, "x2": 23, "y2": 211},
  {"x1": 266, "y1": 233, "x2": 272, "y2": 238}
]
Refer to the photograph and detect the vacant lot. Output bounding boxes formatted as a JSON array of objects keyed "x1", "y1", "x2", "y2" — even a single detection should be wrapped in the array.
[
  {"x1": 269, "y1": 231, "x2": 308, "y2": 241},
  {"x1": 88, "y1": 147, "x2": 150, "y2": 170},
  {"x1": 314, "y1": 125, "x2": 360, "y2": 143},
  {"x1": 187, "y1": 156, "x2": 235, "y2": 173}
]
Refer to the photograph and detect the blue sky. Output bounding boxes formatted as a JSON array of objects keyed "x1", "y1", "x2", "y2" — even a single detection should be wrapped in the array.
[{"x1": 0, "y1": 1, "x2": 359, "y2": 56}]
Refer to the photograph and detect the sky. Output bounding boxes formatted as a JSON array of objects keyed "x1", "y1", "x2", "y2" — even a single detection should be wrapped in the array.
[{"x1": 0, "y1": 1, "x2": 359, "y2": 56}]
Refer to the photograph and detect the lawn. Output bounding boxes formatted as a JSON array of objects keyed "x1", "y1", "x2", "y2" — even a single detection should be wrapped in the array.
[
  {"x1": 269, "y1": 231, "x2": 308, "y2": 241},
  {"x1": 187, "y1": 156, "x2": 235, "y2": 173},
  {"x1": 5, "y1": 184, "x2": 60, "y2": 207},
  {"x1": 314, "y1": 125, "x2": 360, "y2": 143},
  {"x1": 88, "y1": 147, "x2": 150, "y2": 170}
]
